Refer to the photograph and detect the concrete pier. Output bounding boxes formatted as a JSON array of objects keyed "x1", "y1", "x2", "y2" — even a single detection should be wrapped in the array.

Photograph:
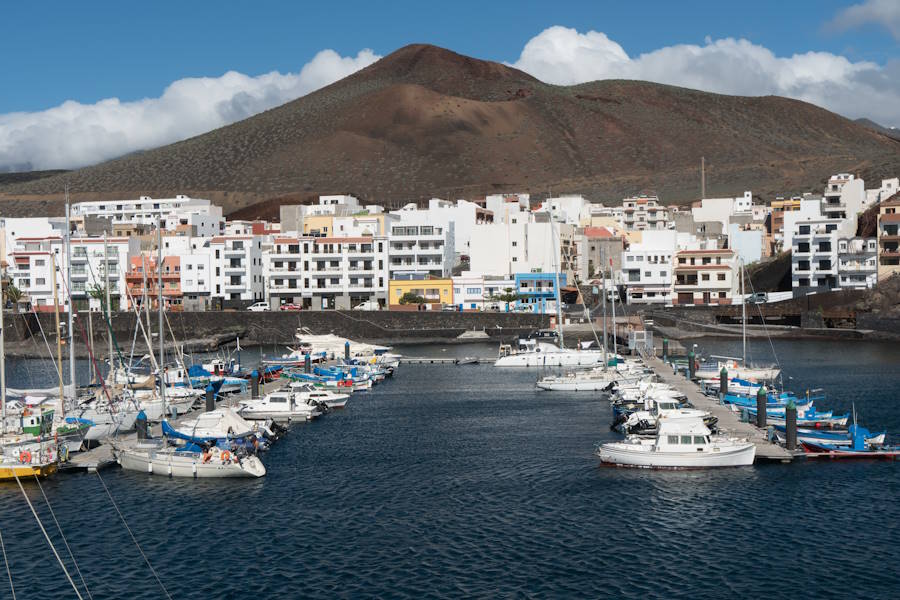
[{"x1": 645, "y1": 355, "x2": 800, "y2": 463}]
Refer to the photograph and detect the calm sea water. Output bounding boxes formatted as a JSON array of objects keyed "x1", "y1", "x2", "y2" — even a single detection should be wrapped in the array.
[{"x1": 1, "y1": 339, "x2": 899, "y2": 599}]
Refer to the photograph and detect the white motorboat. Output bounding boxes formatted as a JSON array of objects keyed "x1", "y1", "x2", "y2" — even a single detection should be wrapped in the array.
[
  {"x1": 113, "y1": 439, "x2": 266, "y2": 478},
  {"x1": 169, "y1": 408, "x2": 258, "y2": 440},
  {"x1": 288, "y1": 383, "x2": 350, "y2": 409},
  {"x1": 536, "y1": 370, "x2": 615, "y2": 391},
  {"x1": 597, "y1": 418, "x2": 756, "y2": 468},
  {"x1": 495, "y1": 339, "x2": 606, "y2": 368},
  {"x1": 237, "y1": 390, "x2": 324, "y2": 422}
]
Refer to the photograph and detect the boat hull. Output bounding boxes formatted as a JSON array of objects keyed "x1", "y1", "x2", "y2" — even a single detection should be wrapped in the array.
[
  {"x1": 0, "y1": 462, "x2": 58, "y2": 480},
  {"x1": 495, "y1": 352, "x2": 605, "y2": 368},
  {"x1": 597, "y1": 443, "x2": 756, "y2": 468},
  {"x1": 116, "y1": 446, "x2": 266, "y2": 477}
]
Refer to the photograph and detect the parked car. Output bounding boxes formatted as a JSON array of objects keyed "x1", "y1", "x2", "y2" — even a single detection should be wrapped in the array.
[
  {"x1": 247, "y1": 302, "x2": 270, "y2": 312},
  {"x1": 748, "y1": 292, "x2": 767, "y2": 304},
  {"x1": 280, "y1": 303, "x2": 302, "y2": 311}
]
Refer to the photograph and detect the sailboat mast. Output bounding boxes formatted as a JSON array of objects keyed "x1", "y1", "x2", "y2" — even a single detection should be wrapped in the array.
[
  {"x1": 64, "y1": 197, "x2": 74, "y2": 417},
  {"x1": 1, "y1": 272, "x2": 6, "y2": 433},
  {"x1": 741, "y1": 258, "x2": 747, "y2": 366},
  {"x1": 601, "y1": 248, "x2": 608, "y2": 371},
  {"x1": 50, "y1": 254, "x2": 65, "y2": 416},
  {"x1": 104, "y1": 233, "x2": 114, "y2": 373},
  {"x1": 611, "y1": 274, "x2": 617, "y2": 358},
  {"x1": 157, "y1": 219, "x2": 165, "y2": 418},
  {"x1": 548, "y1": 204, "x2": 564, "y2": 348}
]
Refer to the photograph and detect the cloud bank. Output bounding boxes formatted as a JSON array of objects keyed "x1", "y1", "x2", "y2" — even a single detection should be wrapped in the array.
[
  {"x1": 830, "y1": 0, "x2": 900, "y2": 40},
  {"x1": 510, "y1": 26, "x2": 900, "y2": 129},
  {"x1": 0, "y1": 48, "x2": 380, "y2": 172}
]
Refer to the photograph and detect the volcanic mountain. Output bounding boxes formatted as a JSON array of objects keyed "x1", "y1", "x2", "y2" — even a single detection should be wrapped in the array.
[{"x1": 3, "y1": 43, "x2": 900, "y2": 217}]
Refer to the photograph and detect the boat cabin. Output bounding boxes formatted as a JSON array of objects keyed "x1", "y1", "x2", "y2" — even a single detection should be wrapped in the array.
[{"x1": 656, "y1": 420, "x2": 713, "y2": 451}]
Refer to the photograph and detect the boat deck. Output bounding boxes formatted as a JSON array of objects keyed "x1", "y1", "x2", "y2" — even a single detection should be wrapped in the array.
[{"x1": 645, "y1": 356, "x2": 801, "y2": 463}]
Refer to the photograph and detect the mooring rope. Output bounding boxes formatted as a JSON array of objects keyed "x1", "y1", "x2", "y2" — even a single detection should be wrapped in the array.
[
  {"x1": 34, "y1": 476, "x2": 93, "y2": 599},
  {"x1": 0, "y1": 523, "x2": 16, "y2": 600}
]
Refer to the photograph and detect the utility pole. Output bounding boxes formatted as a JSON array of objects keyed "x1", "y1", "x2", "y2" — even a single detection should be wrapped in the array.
[{"x1": 701, "y1": 156, "x2": 706, "y2": 199}]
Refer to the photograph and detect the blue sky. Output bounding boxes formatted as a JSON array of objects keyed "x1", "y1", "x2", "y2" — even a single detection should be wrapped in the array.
[
  {"x1": 1, "y1": 0, "x2": 895, "y2": 113},
  {"x1": 2, "y1": 0, "x2": 899, "y2": 171}
]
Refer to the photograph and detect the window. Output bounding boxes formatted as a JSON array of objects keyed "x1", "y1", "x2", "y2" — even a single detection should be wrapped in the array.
[
  {"x1": 667, "y1": 435, "x2": 679, "y2": 444},
  {"x1": 693, "y1": 436, "x2": 706, "y2": 445},
  {"x1": 717, "y1": 273, "x2": 726, "y2": 281},
  {"x1": 660, "y1": 271, "x2": 667, "y2": 277},
  {"x1": 512, "y1": 257, "x2": 517, "y2": 262},
  {"x1": 701, "y1": 274, "x2": 710, "y2": 281},
  {"x1": 36, "y1": 278, "x2": 45, "y2": 285},
  {"x1": 799, "y1": 225, "x2": 810, "y2": 235},
  {"x1": 719, "y1": 291, "x2": 726, "y2": 298},
  {"x1": 512, "y1": 241, "x2": 517, "y2": 247},
  {"x1": 35, "y1": 259, "x2": 45, "y2": 267},
  {"x1": 680, "y1": 436, "x2": 692, "y2": 444}
]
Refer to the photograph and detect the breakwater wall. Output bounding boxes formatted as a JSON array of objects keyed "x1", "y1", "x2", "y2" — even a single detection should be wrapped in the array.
[{"x1": 4, "y1": 310, "x2": 548, "y2": 356}]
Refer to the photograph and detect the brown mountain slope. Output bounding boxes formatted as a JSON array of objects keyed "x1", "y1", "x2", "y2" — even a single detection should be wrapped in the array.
[{"x1": 2, "y1": 44, "x2": 900, "y2": 217}]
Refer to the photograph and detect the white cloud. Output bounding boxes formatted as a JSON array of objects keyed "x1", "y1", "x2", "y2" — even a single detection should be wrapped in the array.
[
  {"x1": 0, "y1": 48, "x2": 380, "y2": 171},
  {"x1": 511, "y1": 26, "x2": 900, "y2": 128},
  {"x1": 830, "y1": 0, "x2": 900, "y2": 40}
]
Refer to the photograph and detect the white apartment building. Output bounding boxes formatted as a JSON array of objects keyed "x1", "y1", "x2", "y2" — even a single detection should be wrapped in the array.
[
  {"x1": 388, "y1": 224, "x2": 454, "y2": 279},
  {"x1": 622, "y1": 196, "x2": 672, "y2": 231},
  {"x1": 7, "y1": 235, "x2": 138, "y2": 312},
  {"x1": 791, "y1": 217, "x2": 850, "y2": 293},
  {"x1": 469, "y1": 218, "x2": 575, "y2": 279},
  {"x1": 822, "y1": 174, "x2": 865, "y2": 221},
  {"x1": 672, "y1": 248, "x2": 737, "y2": 305},
  {"x1": 484, "y1": 194, "x2": 529, "y2": 220},
  {"x1": 71, "y1": 195, "x2": 222, "y2": 226},
  {"x1": 536, "y1": 195, "x2": 593, "y2": 225},
  {"x1": 264, "y1": 235, "x2": 389, "y2": 310},
  {"x1": 837, "y1": 237, "x2": 877, "y2": 290},
  {"x1": 390, "y1": 199, "x2": 492, "y2": 256},
  {"x1": 620, "y1": 230, "x2": 677, "y2": 305},
  {"x1": 209, "y1": 236, "x2": 265, "y2": 303}
]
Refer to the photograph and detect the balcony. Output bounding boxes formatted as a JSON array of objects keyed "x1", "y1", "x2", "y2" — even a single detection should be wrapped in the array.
[
  {"x1": 224, "y1": 265, "x2": 244, "y2": 274},
  {"x1": 223, "y1": 248, "x2": 245, "y2": 257}
]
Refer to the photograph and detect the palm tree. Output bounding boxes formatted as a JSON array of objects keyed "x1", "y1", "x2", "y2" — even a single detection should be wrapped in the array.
[{"x1": 4, "y1": 283, "x2": 22, "y2": 308}]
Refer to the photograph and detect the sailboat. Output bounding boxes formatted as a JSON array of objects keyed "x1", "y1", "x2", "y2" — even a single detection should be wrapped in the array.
[
  {"x1": 0, "y1": 266, "x2": 58, "y2": 478},
  {"x1": 113, "y1": 220, "x2": 266, "y2": 478},
  {"x1": 695, "y1": 259, "x2": 780, "y2": 382}
]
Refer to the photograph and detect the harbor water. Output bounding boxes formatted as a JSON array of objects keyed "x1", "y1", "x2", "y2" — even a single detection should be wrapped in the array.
[{"x1": 1, "y1": 339, "x2": 900, "y2": 598}]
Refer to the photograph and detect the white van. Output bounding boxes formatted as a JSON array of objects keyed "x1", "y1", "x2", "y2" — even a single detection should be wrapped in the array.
[
  {"x1": 247, "y1": 302, "x2": 270, "y2": 312},
  {"x1": 353, "y1": 300, "x2": 381, "y2": 311}
]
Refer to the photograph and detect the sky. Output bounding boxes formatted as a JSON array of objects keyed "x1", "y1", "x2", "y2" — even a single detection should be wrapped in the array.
[{"x1": 1, "y1": 0, "x2": 899, "y2": 171}]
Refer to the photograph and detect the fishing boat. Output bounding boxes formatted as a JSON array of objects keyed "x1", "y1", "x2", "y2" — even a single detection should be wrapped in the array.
[
  {"x1": 597, "y1": 418, "x2": 756, "y2": 468},
  {"x1": 773, "y1": 424, "x2": 886, "y2": 448},
  {"x1": 614, "y1": 398, "x2": 718, "y2": 435},
  {"x1": 801, "y1": 424, "x2": 900, "y2": 459},
  {"x1": 237, "y1": 390, "x2": 325, "y2": 422}
]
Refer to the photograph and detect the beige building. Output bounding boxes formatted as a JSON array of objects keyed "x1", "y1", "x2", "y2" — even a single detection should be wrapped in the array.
[
  {"x1": 878, "y1": 196, "x2": 900, "y2": 280},
  {"x1": 672, "y1": 249, "x2": 736, "y2": 306}
]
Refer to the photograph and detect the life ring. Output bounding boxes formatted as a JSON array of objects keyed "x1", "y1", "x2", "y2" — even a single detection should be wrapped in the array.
[
  {"x1": 19, "y1": 450, "x2": 31, "y2": 464},
  {"x1": 221, "y1": 451, "x2": 232, "y2": 463}
]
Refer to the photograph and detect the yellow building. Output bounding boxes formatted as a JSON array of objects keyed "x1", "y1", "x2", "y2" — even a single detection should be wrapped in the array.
[
  {"x1": 301, "y1": 215, "x2": 335, "y2": 236},
  {"x1": 388, "y1": 278, "x2": 454, "y2": 306}
]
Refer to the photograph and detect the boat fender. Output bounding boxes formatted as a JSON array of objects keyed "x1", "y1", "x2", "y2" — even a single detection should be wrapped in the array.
[
  {"x1": 19, "y1": 450, "x2": 31, "y2": 464},
  {"x1": 221, "y1": 450, "x2": 232, "y2": 464}
]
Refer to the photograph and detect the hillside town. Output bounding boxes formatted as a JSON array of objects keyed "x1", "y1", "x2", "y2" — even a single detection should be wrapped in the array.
[{"x1": 2, "y1": 171, "x2": 898, "y2": 314}]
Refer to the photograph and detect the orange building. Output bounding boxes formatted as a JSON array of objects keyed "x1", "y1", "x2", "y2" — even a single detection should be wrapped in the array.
[{"x1": 125, "y1": 254, "x2": 183, "y2": 310}]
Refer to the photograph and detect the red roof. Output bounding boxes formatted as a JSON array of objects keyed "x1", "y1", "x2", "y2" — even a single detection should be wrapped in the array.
[{"x1": 583, "y1": 226, "x2": 616, "y2": 239}]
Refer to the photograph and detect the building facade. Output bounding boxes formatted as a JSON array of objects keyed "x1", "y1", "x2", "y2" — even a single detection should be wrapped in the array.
[{"x1": 672, "y1": 249, "x2": 736, "y2": 305}]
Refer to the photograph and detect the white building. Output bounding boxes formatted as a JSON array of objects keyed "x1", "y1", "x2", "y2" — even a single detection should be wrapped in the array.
[
  {"x1": 727, "y1": 225, "x2": 764, "y2": 265},
  {"x1": 7, "y1": 235, "x2": 138, "y2": 312},
  {"x1": 390, "y1": 199, "x2": 492, "y2": 257},
  {"x1": 469, "y1": 217, "x2": 575, "y2": 279},
  {"x1": 837, "y1": 237, "x2": 877, "y2": 290},
  {"x1": 451, "y1": 273, "x2": 486, "y2": 310},
  {"x1": 790, "y1": 215, "x2": 852, "y2": 293},
  {"x1": 620, "y1": 230, "x2": 678, "y2": 305},
  {"x1": 71, "y1": 195, "x2": 222, "y2": 227},
  {"x1": 388, "y1": 223, "x2": 454, "y2": 279},
  {"x1": 264, "y1": 235, "x2": 389, "y2": 310},
  {"x1": 691, "y1": 191, "x2": 753, "y2": 231},
  {"x1": 536, "y1": 195, "x2": 593, "y2": 225},
  {"x1": 209, "y1": 235, "x2": 265, "y2": 303},
  {"x1": 822, "y1": 174, "x2": 866, "y2": 221},
  {"x1": 621, "y1": 196, "x2": 673, "y2": 231},
  {"x1": 865, "y1": 178, "x2": 899, "y2": 208}
]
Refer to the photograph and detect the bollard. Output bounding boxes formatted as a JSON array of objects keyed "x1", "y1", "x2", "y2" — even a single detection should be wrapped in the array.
[
  {"x1": 251, "y1": 370, "x2": 259, "y2": 399},
  {"x1": 756, "y1": 385, "x2": 767, "y2": 429},
  {"x1": 345, "y1": 341, "x2": 350, "y2": 361},
  {"x1": 304, "y1": 354, "x2": 311, "y2": 374},
  {"x1": 687, "y1": 351, "x2": 695, "y2": 380},
  {"x1": 719, "y1": 367, "x2": 728, "y2": 400},
  {"x1": 135, "y1": 410, "x2": 148, "y2": 440},
  {"x1": 205, "y1": 384, "x2": 215, "y2": 412},
  {"x1": 662, "y1": 338, "x2": 669, "y2": 362},
  {"x1": 785, "y1": 400, "x2": 797, "y2": 451}
]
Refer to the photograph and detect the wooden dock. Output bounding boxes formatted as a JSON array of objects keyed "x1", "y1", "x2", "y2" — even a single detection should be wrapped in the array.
[{"x1": 645, "y1": 356, "x2": 801, "y2": 463}]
